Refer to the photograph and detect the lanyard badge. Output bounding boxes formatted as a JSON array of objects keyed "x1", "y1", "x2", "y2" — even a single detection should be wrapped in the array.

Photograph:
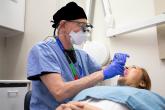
[{"x1": 56, "y1": 37, "x2": 79, "y2": 80}]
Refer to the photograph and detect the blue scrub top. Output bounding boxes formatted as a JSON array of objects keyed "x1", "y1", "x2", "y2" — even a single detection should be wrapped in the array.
[{"x1": 27, "y1": 38, "x2": 101, "y2": 110}]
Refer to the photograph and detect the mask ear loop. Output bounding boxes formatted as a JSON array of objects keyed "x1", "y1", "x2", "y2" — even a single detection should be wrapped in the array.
[
  {"x1": 53, "y1": 24, "x2": 60, "y2": 38},
  {"x1": 51, "y1": 20, "x2": 58, "y2": 38},
  {"x1": 53, "y1": 28, "x2": 56, "y2": 37}
]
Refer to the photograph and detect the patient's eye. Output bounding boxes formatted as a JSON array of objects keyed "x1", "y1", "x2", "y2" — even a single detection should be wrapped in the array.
[{"x1": 132, "y1": 65, "x2": 137, "y2": 69}]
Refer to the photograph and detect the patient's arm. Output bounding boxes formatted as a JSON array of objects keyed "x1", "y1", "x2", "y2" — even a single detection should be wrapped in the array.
[
  {"x1": 56, "y1": 101, "x2": 102, "y2": 110},
  {"x1": 82, "y1": 103, "x2": 102, "y2": 110},
  {"x1": 56, "y1": 102, "x2": 84, "y2": 110}
]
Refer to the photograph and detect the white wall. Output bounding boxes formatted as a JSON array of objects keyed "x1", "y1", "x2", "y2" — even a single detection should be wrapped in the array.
[
  {"x1": 59, "y1": 0, "x2": 85, "y2": 9},
  {"x1": 92, "y1": 0, "x2": 165, "y2": 97}
]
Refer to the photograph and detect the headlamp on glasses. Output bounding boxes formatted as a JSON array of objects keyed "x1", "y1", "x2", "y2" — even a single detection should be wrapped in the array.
[{"x1": 81, "y1": 24, "x2": 93, "y2": 32}]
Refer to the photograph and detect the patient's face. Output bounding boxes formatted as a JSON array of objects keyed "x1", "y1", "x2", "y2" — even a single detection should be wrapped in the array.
[{"x1": 117, "y1": 66, "x2": 143, "y2": 87}]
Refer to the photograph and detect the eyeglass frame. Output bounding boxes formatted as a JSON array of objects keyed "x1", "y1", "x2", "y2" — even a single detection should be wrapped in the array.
[{"x1": 67, "y1": 20, "x2": 93, "y2": 32}]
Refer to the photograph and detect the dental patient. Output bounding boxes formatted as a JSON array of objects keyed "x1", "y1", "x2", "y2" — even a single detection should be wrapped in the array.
[
  {"x1": 56, "y1": 65, "x2": 165, "y2": 110},
  {"x1": 117, "y1": 65, "x2": 151, "y2": 90},
  {"x1": 56, "y1": 53, "x2": 164, "y2": 110}
]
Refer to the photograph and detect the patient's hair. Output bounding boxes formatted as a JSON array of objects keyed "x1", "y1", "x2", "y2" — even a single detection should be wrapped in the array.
[{"x1": 138, "y1": 68, "x2": 151, "y2": 90}]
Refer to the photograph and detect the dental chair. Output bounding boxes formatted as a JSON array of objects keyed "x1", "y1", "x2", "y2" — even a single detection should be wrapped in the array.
[{"x1": 24, "y1": 90, "x2": 31, "y2": 110}]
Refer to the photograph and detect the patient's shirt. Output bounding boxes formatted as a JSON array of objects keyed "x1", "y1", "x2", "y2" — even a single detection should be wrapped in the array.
[{"x1": 82, "y1": 98, "x2": 129, "y2": 110}]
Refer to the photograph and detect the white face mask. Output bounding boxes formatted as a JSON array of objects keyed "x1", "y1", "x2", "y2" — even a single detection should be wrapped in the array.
[{"x1": 69, "y1": 30, "x2": 87, "y2": 45}]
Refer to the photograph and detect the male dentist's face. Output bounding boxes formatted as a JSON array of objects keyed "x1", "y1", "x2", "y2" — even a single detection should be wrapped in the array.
[{"x1": 117, "y1": 66, "x2": 143, "y2": 88}]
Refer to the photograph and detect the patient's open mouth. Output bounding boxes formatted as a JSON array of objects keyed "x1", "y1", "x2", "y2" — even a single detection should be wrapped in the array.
[{"x1": 124, "y1": 69, "x2": 128, "y2": 76}]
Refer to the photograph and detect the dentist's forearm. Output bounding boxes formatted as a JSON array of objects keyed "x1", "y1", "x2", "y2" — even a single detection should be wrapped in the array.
[
  {"x1": 41, "y1": 70, "x2": 104, "y2": 102},
  {"x1": 57, "y1": 70, "x2": 104, "y2": 101}
]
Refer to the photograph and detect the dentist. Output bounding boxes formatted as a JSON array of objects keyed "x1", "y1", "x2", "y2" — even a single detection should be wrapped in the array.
[{"x1": 27, "y1": 2, "x2": 129, "y2": 110}]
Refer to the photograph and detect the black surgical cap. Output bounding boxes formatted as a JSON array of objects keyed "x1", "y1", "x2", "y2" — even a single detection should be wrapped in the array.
[{"x1": 52, "y1": 2, "x2": 87, "y2": 28}]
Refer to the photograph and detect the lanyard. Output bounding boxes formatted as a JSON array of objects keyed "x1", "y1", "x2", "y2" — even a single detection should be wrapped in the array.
[{"x1": 56, "y1": 37, "x2": 79, "y2": 80}]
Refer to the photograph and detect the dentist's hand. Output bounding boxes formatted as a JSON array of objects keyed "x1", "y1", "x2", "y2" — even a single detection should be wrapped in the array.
[
  {"x1": 112, "y1": 53, "x2": 129, "y2": 66},
  {"x1": 103, "y1": 62, "x2": 124, "y2": 80},
  {"x1": 103, "y1": 53, "x2": 129, "y2": 80}
]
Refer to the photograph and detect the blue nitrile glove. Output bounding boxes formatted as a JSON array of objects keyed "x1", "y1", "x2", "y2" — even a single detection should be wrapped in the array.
[
  {"x1": 103, "y1": 53, "x2": 129, "y2": 80},
  {"x1": 103, "y1": 62, "x2": 124, "y2": 80},
  {"x1": 112, "y1": 53, "x2": 129, "y2": 66}
]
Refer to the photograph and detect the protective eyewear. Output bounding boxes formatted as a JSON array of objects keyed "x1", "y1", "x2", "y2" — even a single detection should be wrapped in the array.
[{"x1": 68, "y1": 20, "x2": 93, "y2": 32}]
